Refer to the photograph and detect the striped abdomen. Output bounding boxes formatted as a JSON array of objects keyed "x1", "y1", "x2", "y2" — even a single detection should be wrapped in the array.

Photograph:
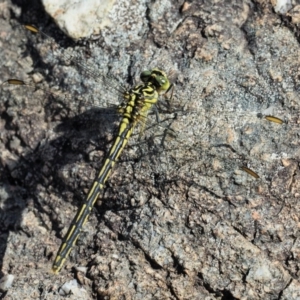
[{"x1": 52, "y1": 115, "x2": 135, "y2": 273}]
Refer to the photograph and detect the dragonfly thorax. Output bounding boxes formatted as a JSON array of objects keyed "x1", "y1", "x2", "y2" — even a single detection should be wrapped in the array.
[{"x1": 118, "y1": 82, "x2": 159, "y2": 122}]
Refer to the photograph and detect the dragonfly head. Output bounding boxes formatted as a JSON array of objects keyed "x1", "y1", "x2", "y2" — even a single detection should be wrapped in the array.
[{"x1": 140, "y1": 68, "x2": 171, "y2": 93}]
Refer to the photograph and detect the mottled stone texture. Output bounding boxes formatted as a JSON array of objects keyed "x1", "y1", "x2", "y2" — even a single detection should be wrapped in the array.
[{"x1": 0, "y1": 0, "x2": 300, "y2": 299}]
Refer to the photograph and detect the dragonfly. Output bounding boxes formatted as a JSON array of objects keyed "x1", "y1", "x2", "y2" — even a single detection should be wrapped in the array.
[
  {"x1": 2, "y1": 25, "x2": 175, "y2": 273},
  {"x1": 49, "y1": 67, "x2": 172, "y2": 273}
]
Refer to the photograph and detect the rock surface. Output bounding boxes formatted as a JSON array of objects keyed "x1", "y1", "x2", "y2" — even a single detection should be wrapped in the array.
[{"x1": 0, "y1": 0, "x2": 300, "y2": 299}]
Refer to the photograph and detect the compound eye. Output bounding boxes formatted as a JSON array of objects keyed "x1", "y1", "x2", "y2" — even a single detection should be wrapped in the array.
[
  {"x1": 140, "y1": 70, "x2": 152, "y2": 82},
  {"x1": 155, "y1": 76, "x2": 165, "y2": 85},
  {"x1": 151, "y1": 68, "x2": 166, "y2": 78}
]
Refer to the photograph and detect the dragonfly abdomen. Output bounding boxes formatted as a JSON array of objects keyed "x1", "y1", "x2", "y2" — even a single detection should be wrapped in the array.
[{"x1": 52, "y1": 118, "x2": 134, "y2": 273}]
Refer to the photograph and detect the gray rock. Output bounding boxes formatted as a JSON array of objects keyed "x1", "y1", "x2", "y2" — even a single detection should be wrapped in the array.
[{"x1": 0, "y1": 0, "x2": 299, "y2": 299}]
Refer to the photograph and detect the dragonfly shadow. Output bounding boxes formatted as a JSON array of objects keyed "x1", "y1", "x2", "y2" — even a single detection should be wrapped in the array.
[{"x1": 0, "y1": 106, "x2": 123, "y2": 276}]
